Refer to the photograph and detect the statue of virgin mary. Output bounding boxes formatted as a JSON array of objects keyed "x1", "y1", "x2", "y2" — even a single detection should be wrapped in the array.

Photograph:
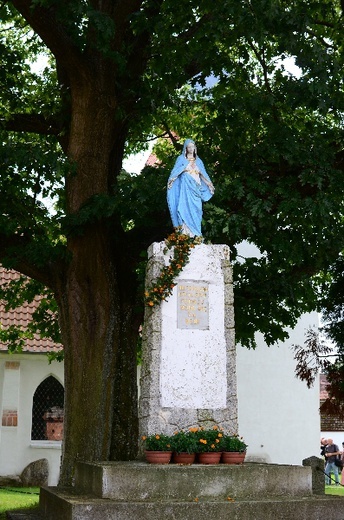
[{"x1": 167, "y1": 139, "x2": 214, "y2": 237}]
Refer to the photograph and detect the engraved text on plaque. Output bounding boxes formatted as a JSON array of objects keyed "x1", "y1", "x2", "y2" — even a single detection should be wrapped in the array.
[{"x1": 177, "y1": 283, "x2": 209, "y2": 330}]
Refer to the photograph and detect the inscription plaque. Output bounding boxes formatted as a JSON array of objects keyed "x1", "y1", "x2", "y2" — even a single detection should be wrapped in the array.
[{"x1": 177, "y1": 283, "x2": 209, "y2": 330}]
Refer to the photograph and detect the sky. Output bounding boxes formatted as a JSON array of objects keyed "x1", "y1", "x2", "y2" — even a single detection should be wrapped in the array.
[{"x1": 122, "y1": 145, "x2": 154, "y2": 174}]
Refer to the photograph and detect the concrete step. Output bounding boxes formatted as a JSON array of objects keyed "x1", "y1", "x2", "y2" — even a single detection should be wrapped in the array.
[
  {"x1": 6, "y1": 508, "x2": 42, "y2": 520},
  {"x1": 39, "y1": 487, "x2": 344, "y2": 520},
  {"x1": 74, "y1": 461, "x2": 312, "y2": 500}
]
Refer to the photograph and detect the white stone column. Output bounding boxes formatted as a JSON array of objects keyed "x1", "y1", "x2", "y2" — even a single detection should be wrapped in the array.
[{"x1": 139, "y1": 242, "x2": 237, "y2": 436}]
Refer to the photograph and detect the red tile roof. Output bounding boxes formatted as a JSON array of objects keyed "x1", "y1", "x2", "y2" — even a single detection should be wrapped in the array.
[
  {"x1": 0, "y1": 266, "x2": 63, "y2": 353},
  {"x1": 145, "y1": 153, "x2": 160, "y2": 167}
]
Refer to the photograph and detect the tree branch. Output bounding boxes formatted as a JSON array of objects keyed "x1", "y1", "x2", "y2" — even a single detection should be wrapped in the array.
[
  {"x1": 10, "y1": 0, "x2": 90, "y2": 81},
  {"x1": 177, "y1": 13, "x2": 214, "y2": 82},
  {"x1": 1, "y1": 113, "x2": 61, "y2": 136},
  {"x1": 161, "y1": 123, "x2": 180, "y2": 152},
  {"x1": 0, "y1": 233, "x2": 54, "y2": 288},
  {"x1": 1, "y1": 113, "x2": 69, "y2": 151},
  {"x1": 306, "y1": 27, "x2": 334, "y2": 49},
  {"x1": 247, "y1": 40, "x2": 274, "y2": 95}
]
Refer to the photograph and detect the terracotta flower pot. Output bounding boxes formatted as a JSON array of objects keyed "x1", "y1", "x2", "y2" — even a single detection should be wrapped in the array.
[
  {"x1": 173, "y1": 452, "x2": 196, "y2": 464},
  {"x1": 144, "y1": 450, "x2": 172, "y2": 464},
  {"x1": 198, "y1": 452, "x2": 222, "y2": 464},
  {"x1": 221, "y1": 451, "x2": 246, "y2": 464}
]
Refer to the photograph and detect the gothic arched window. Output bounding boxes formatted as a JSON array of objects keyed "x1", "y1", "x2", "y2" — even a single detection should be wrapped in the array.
[{"x1": 31, "y1": 375, "x2": 64, "y2": 441}]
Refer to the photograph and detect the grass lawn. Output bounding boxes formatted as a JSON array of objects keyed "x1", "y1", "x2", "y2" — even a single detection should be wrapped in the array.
[
  {"x1": 325, "y1": 483, "x2": 344, "y2": 496},
  {"x1": 0, "y1": 487, "x2": 40, "y2": 520}
]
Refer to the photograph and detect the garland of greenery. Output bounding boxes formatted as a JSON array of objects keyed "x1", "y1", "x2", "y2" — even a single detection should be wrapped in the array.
[{"x1": 144, "y1": 228, "x2": 202, "y2": 307}]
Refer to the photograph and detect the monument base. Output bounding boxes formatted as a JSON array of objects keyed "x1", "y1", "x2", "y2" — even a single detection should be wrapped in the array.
[
  {"x1": 36, "y1": 460, "x2": 344, "y2": 520},
  {"x1": 139, "y1": 242, "x2": 237, "y2": 438}
]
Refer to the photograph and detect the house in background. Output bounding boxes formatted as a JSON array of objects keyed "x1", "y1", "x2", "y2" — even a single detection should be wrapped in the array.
[
  {"x1": 0, "y1": 266, "x2": 64, "y2": 486},
  {"x1": 320, "y1": 373, "x2": 344, "y2": 449},
  {"x1": 234, "y1": 241, "x2": 320, "y2": 465},
  {"x1": 236, "y1": 312, "x2": 320, "y2": 465}
]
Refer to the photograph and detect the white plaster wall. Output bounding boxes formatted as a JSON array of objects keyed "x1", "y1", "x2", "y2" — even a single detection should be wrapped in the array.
[
  {"x1": 0, "y1": 361, "x2": 4, "y2": 447},
  {"x1": 236, "y1": 312, "x2": 320, "y2": 466},
  {"x1": 160, "y1": 244, "x2": 229, "y2": 409},
  {"x1": 0, "y1": 353, "x2": 64, "y2": 485}
]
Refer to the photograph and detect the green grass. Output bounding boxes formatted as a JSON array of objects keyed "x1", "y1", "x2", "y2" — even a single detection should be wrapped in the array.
[
  {"x1": 0, "y1": 487, "x2": 40, "y2": 519},
  {"x1": 325, "y1": 483, "x2": 344, "y2": 496}
]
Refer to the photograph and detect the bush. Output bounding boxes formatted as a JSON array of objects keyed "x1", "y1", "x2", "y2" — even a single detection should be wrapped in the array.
[
  {"x1": 222, "y1": 434, "x2": 247, "y2": 452},
  {"x1": 141, "y1": 433, "x2": 172, "y2": 451},
  {"x1": 170, "y1": 430, "x2": 198, "y2": 454},
  {"x1": 193, "y1": 426, "x2": 224, "y2": 453}
]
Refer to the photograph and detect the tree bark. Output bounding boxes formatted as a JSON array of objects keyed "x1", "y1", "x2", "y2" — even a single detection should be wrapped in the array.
[
  {"x1": 55, "y1": 224, "x2": 139, "y2": 486},
  {"x1": 52, "y1": 76, "x2": 139, "y2": 485},
  {"x1": 7, "y1": 0, "x2": 157, "y2": 487}
]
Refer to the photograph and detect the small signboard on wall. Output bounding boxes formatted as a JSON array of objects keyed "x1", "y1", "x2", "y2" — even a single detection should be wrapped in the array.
[{"x1": 177, "y1": 283, "x2": 209, "y2": 330}]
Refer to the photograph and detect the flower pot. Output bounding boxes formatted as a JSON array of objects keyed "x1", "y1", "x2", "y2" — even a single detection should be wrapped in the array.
[
  {"x1": 198, "y1": 452, "x2": 221, "y2": 464},
  {"x1": 173, "y1": 452, "x2": 196, "y2": 464},
  {"x1": 144, "y1": 450, "x2": 172, "y2": 464},
  {"x1": 221, "y1": 451, "x2": 246, "y2": 464}
]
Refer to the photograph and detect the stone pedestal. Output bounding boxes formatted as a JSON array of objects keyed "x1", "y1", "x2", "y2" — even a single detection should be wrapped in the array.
[
  {"x1": 139, "y1": 242, "x2": 237, "y2": 436},
  {"x1": 38, "y1": 461, "x2": 344, "y2": 520}
]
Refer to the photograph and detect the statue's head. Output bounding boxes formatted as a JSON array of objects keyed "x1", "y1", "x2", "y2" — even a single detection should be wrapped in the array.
[{"x1": 183, "y1": 139, "x2": 197, "y2": 159}]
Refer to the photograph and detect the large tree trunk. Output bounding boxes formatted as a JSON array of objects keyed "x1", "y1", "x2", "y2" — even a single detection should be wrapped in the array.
[
  {"x1": 56, "y1": 226, "x2": 139, "y2": 486},
  {"x1": 54, "y1": 80, "x2": 139, "y2": 486},
  {"x1": 5, "y1": 0, "x2": 159, "y2": 490}
]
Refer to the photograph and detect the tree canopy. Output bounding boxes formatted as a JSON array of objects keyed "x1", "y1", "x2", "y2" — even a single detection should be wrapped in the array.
[{"x1": 1, "y1": 0, "x2": 344, "y2": 484}]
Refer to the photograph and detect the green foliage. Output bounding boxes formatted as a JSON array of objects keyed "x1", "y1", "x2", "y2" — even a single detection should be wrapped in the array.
[
  {"x1": 222, "y1": 434, "x2": 248, "y2": 453},
  {"x1": 115, "y1": 166, "x2": 169, "y2": 232},
  {"x1": 1, "y1": 0, "x2": 344, "y2": 351},
  {"x1": 141, "y1": 433, "x2": 172, "y2": 451},
  {"x1": 141, "y1": 0, "x2": 344, "y2": 347},
  {"x1": 170, "y1": 430, "x2": 199, "y2": 455},
  {"x1": 140, "y1": 428, "x2": 248, "y2": 454},
  {"x1": 297, "y1": 255, "x2": 344, "y2": 399},
  {"x1": 193, "y1": 427, "x2": 224, "y2": 453},
  {"x1": 319, "y1": 256, "x2": 344, "y2": 348},
  {"x1": 144, "y1": 229, "x2": 202, "y2": 307}
]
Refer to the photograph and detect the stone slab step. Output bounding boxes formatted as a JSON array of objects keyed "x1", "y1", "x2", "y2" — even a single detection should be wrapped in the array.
[
  {"x1": 6, "y1": 508, "x2": 42, "y2": 520},
  {"x1": 75, "y1": 461, "x2": 312, "y2": 500},
  {"x1": 40, "y1": 487, "x2": 344, "y2": 520}
]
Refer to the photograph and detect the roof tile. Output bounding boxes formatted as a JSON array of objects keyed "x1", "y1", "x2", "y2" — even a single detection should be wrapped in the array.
[{"x1": 0, "y1": 266, "x2": 63, "y2": 354}]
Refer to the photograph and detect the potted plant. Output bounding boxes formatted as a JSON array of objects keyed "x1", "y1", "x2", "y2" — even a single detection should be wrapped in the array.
[
  {"x1": 141, "y1": 434, "x2": 173, "y2": 464},
  {"x1": 221, "y1": 433, "x2": 247, "y2": 464},
  {"x1": 171, "y1": 430, "x2": 198, "y2": 464},
  {"x1": 194, "y1": 426, "x2": 224, "y2": 464}
]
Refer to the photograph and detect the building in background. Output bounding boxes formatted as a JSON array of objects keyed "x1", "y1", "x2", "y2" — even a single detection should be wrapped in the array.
[
  {"x1": 320, "y1": 374, "x2": 344, "y2": 450},
  {"x1": 0, "y1": 266, "x2": 63, "y2": 486}
]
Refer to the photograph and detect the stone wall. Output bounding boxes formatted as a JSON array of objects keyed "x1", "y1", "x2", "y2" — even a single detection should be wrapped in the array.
[{"x1": 139, "y1": 242, "x2": 237, "y2": 437}]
